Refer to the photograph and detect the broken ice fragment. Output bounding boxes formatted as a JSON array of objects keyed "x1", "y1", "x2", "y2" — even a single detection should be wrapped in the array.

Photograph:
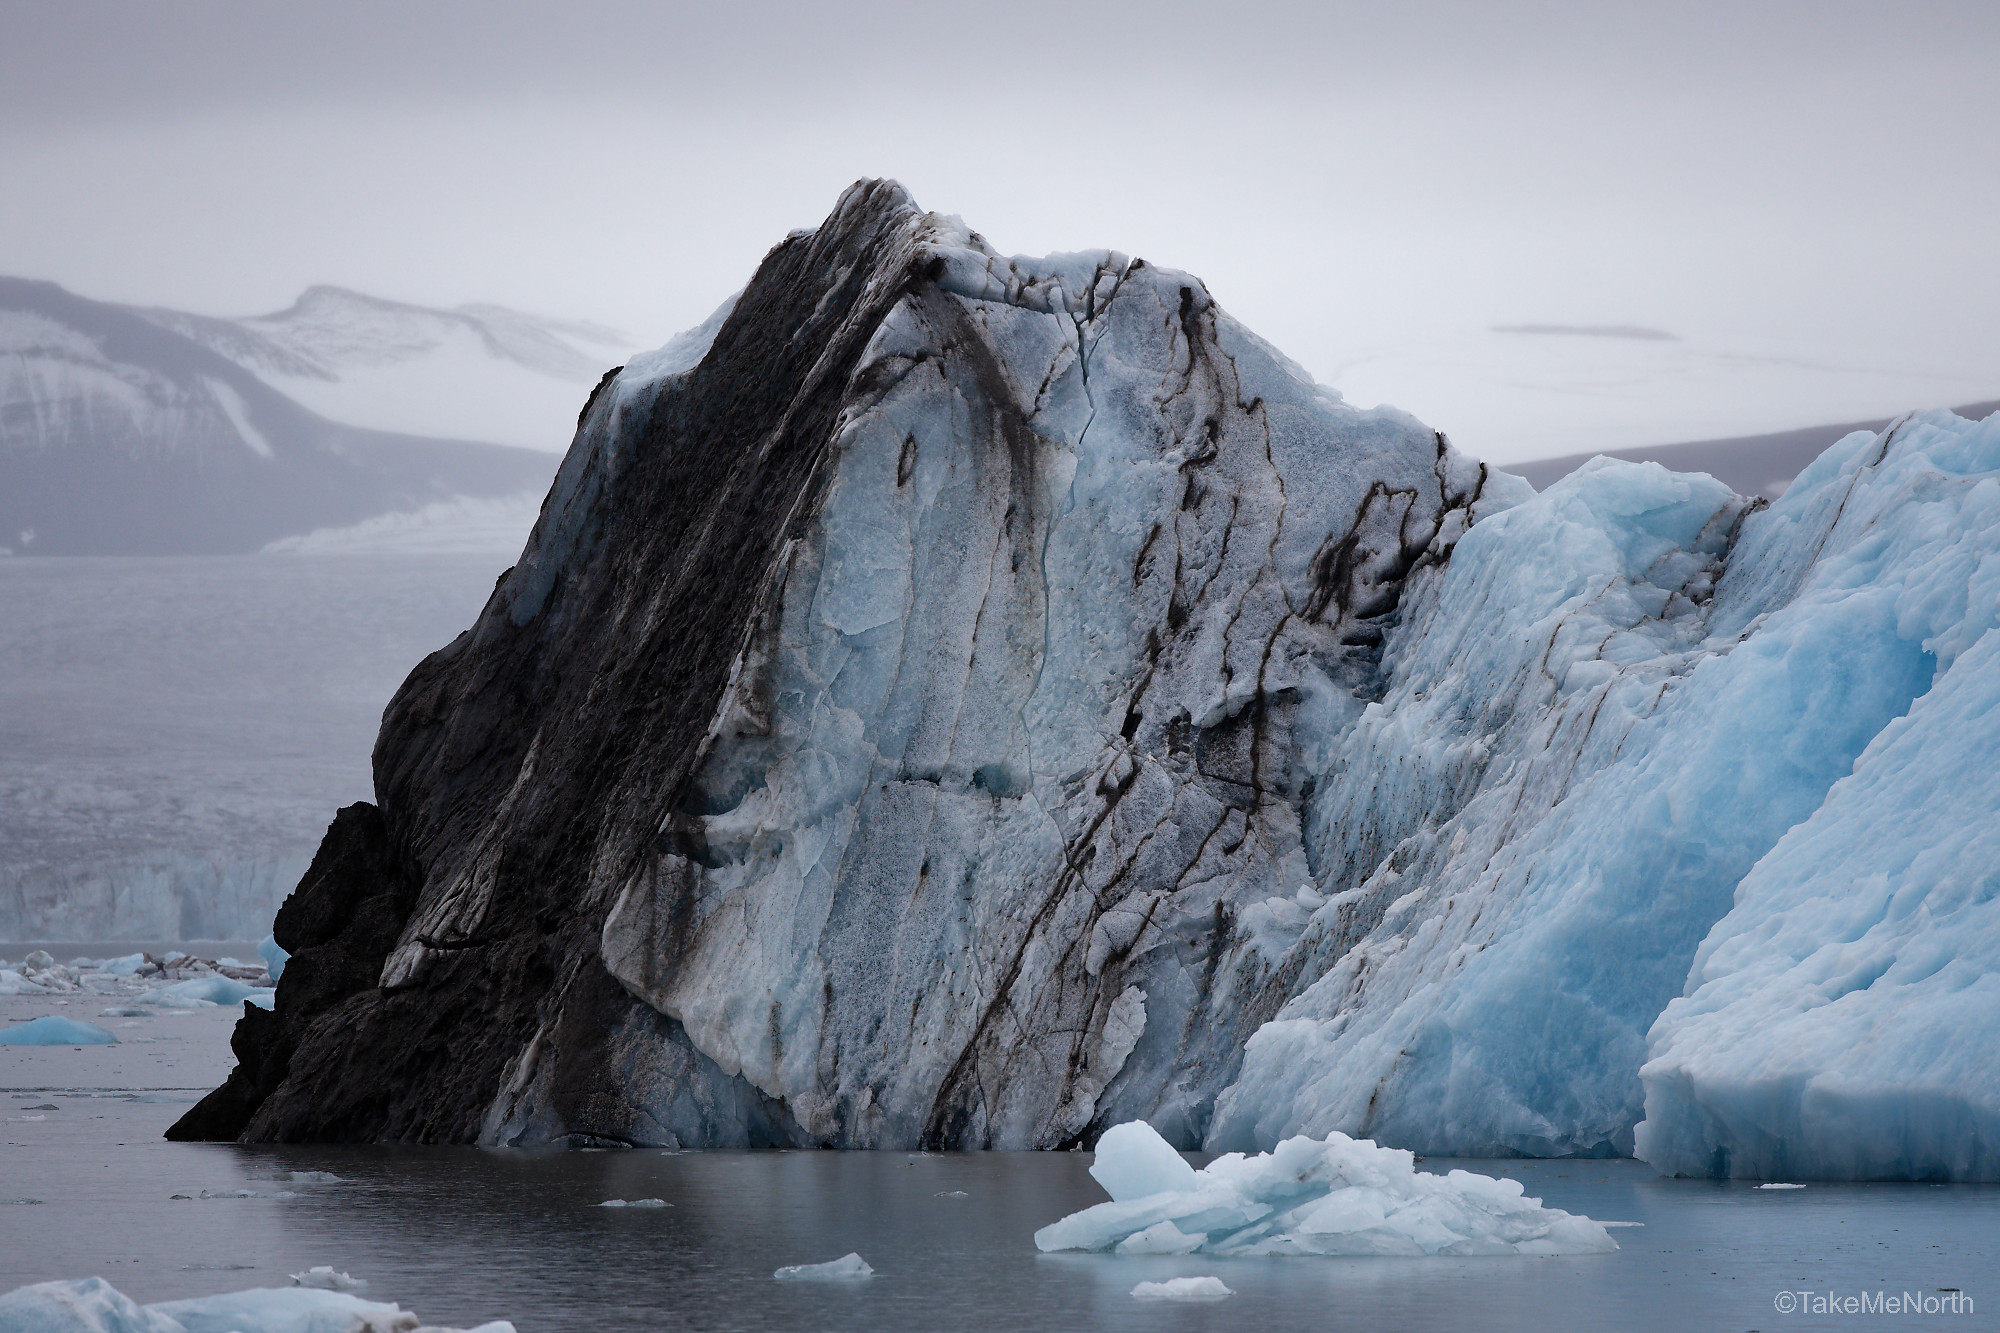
[
  {"x1": 289, "y1": 1267, "x2": 366, "y2": 1292},
  {"x1": 1131, "y1": 1276, "x2": 1234, "y2": 1301},
  {"x1": 0, "y1": 1016, "x2": 117, "y2": 1045},
  {"x1": 773, "y1": 1254, "x2": 873, "y2": 1281}
]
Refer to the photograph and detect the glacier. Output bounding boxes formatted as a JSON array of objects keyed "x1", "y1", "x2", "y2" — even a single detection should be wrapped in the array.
[{"x1": 169, "y1": 180, "x2": 2000, "y2": 1181}]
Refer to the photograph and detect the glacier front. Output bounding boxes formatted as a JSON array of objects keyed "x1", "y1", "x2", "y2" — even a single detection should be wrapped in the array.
[{"x1": 170, "y1": 181, "x2": 2000, "y2": 1181}]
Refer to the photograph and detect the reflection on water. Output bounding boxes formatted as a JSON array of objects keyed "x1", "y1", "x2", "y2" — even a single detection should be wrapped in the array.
[{"x1": 2, "y1": 1090, "x2": 1993, "y2": 1332}]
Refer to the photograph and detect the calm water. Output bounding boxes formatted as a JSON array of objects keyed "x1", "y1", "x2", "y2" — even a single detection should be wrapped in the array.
[{"x1": 3, "y1": 1005, "x2": 1993, "y2": 1333}]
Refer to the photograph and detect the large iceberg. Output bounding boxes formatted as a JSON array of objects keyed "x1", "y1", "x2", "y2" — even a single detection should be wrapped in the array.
[
  {"x1": 1035, "y1": 1120, "x2": 1615, "y2": 1256},
  {"x1": 167, "y1": 181, "x2": 1999, "y2": 1180}
]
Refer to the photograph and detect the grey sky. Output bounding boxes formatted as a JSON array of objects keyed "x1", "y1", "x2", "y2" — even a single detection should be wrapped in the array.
[{"x1": 4, "y1": 0, "x2": 1996, "y2": 461}]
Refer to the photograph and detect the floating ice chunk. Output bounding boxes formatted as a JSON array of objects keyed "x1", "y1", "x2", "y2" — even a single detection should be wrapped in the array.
[
  {"x1": 1114, "y1": 1221, "x2": 1204, "y2": 1255},
  {"x1": 195, "y1": 1189, "x2": 298, "y2": 1200},
  {"x1": 934, "y1": 1190, "x2": 969, "y2": 1198},
  {"x1": 155, "y1": 1288, "x2": 408, "y2": 1333},
  {"x1": 1088, "y1": 1120, "x2": 1199, "y2": 1202},
  {"x1": 100, "y1": 1008, "x2": 149, "y2": 1018},
  {"x1": 0, "y1": 1278, "x2": 519, "y2": 1333},
  {"x1": 0, "y1": 1016, "x2": 118, "y2": 1046},
  {"x1": 284, "y1": 1172, "x2": 347, "y2": 1184},
  {"x1": 0, "y1": 1277, "x2": 185, "y2": 1333},
  {"x1": 143, "y1": 977, "x2": 274, "y2": 1010},
  {"x1": 288, "y1": 1268, "x2": 365, "y2": 1292},
  {"x1": 98, "y1": 955, "x2": 147, "y2": 977},
  {"x1": 1131, "y1": 1276, "x2": 1233, "y2": 1301},
  {"x1": 1037, "y1": 1121, "x2": 1616, "y2": 1257},
  {"x1": 1756, "y1": 1183, "x2": 1806, "y2": 1190},
  {"x1": 772, "y1": 1254, "x2": 873, "y2": 1281},
  {"x1": 594, "y1": 1198, "x2": 670, "y2": 1208},
  {"x1": 257, "y1": 936, "x2": 289, "y2": 982},
  {"x1": 0, "y1": 970, "x2": 48, "y2": 995}
]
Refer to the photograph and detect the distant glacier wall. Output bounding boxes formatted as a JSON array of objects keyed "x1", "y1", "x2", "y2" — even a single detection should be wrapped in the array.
[{"x1": 0, "y1": 854, "x2": 306, "y2": 942}]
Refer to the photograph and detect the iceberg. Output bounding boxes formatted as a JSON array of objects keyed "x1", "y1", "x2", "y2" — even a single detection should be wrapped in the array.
[
  {"x1": 258, "y1": 936, "x2": 289, "y2": 982},
  {"x1": 1035, "y1": 1120, "x2": 1615, "y2": 1257},
  {"x1": 143, "y1": 976, "x2": 274, "y2": 1010},
  {"x1": 1633, "y1": 416, "x2": 2000, "y2": 1181},
  {"x1": 0, "y1": 1016, "x2": 118, "y2": 1046},
  {"x1": 1, "y1": 969, "x2": 47, "y2": 995},
  {"x1": 772, "y1": 1254, "x2": 873, "y2": 1281},
  {"x1": 166, "y1": 180, "x2": 2000, "y2": 1182}
]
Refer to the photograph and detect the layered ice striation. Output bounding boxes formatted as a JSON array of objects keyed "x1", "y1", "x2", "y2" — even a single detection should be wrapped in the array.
[
  {"x1": 1035, "y1": 1120, "x2": 1614, "y2": 1256},
  {"x1": 173, "y1": 181, "x2": 2000, "y2": 1179}
]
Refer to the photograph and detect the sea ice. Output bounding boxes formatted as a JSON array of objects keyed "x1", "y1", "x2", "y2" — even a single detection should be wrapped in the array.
[
  {"x1": 0, "y1": 1016, "x2": 117, "y2": 1045},
  {"x1": 284, "y1": 1172, "x2": 346, "y2": 1184},
  {"x1": 1130, "y1": 1277, "x2": 1233, "y2": 1301},
  {"x1": 1035, "y1": 1121, "x2": 1616, "y2": 1257},
  {"x1": 98, "y1": 955, "x2": 148, "y2": 976},
  {"x1": 1, "y1": 969, "x2": 47, "y2": 995},
  {"x1": 593, "y1": 1198, "x2": 669, "y2": 1208},
  {"x1": 772, "y1": 1254, "x2": 873, "y2": 1281}
]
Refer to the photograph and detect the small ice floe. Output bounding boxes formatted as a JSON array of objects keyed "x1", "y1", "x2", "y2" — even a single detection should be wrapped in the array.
[
  {"x1": 1036, "y1": 1121, "x2": 1618, "y2": 1257},
  {"x1": 595, "y1": 1198, "x2": 671, "y2": 1208},
  {"x1": 290, "y1": 1266, "x2": 366, "y2": 1292},
  {"x1": 0, "y1": 1198, "x2": 44, "y2": 1206},
  {"x1": 0, "y1": 1016, "x2": 118, "y2": 1045},
  {"x1": 285, "y1": 1171, "x2": 347, "y2": 1184},
  {"x1": 1757, "y1": 1183, "x2": 1807, "y2": 1190},
  {"x1": 98, "y1": 954, "x2": 148, "y2": 976},
  {"x1": 197, "y1": 1188, "x2": 299, "y2": 1200},
  {"x1": 934, "y1": 1190, "x2": 969, "y2": 1198},
  {"x1": 0, "y1": 1276, "x2": 519, "y2": 1333},
  {"x1": 773, "y1": 1253, "x2": 873, "y2": 1281},
  {"x1": 1131, "y1": 1276, "x2": 1234, "y2": 1302},
  {"x1": 100, "y1": 1007, "x2": 150, "y2": 1018},
  {"x1": 0, "y1": 969, "x2": 47, "y2": 995},
  {"x1": 143, "y1": 976, "x2": 275, "y2": 1010}
]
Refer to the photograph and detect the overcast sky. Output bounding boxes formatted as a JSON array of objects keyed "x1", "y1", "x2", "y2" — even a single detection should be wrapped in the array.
[{"x1": 4, "y1": 0, "x2": 1996, "y2": 462}]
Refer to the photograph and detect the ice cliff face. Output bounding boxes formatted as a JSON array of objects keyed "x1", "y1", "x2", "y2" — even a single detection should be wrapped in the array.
[{"x1": 175, "y1": 182, "x2": 2000, "y2": 1180}]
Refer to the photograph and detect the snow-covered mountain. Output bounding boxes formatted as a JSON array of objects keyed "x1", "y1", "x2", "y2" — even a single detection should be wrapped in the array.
[
  {"x1": 145, "y1": 286, "x2": 636, "y2": 451},
  {"x1": 0, "y1": 278, "x2": 556, "y2": 555},
  {"x1": 171, "y1": 182, "x2": 2000, "y2": 1183}
]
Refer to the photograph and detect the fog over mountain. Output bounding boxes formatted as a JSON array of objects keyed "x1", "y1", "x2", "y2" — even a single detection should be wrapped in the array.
[
  {"x1": 145, "y1": 285, "x2": 634, "y2": 450},
  {"x1": 0, "y1": 277, "x2": 561, "y2": 555}
]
